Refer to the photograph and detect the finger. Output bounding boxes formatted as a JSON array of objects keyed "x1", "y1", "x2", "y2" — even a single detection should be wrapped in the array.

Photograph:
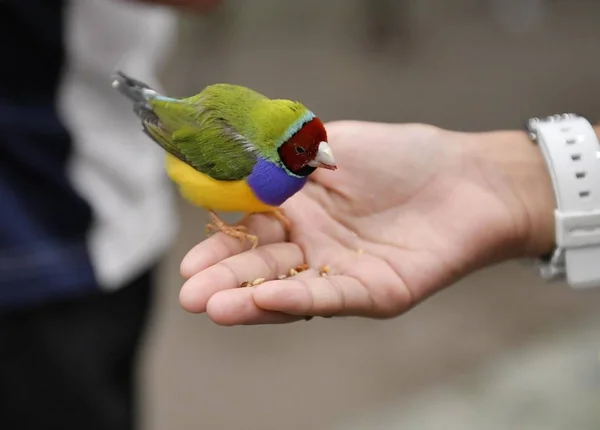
[
  {"x1": 180, "y1": 212, "x2": 287, "y2": 279},
  {"x1": 252, "y1": 275, "x2": 375, "y2": 317},
  {"x1": 179, "y1": 242, "x2": 305, "y2": 313},
  {"x1": 205, "y1": 287, "x2": 307, "y2": 326}
]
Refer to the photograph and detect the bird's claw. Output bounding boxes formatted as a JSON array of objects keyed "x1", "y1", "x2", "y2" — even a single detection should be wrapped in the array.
[
  {"x1": 205, "y1": 211, "x2": 259, "y2": 249},
  {"x1": 205, "y1": 223, "x2": 247, "y2": 235},
  {"x1": 269, "y1": 208, "x2": 292, "y2": 236}
]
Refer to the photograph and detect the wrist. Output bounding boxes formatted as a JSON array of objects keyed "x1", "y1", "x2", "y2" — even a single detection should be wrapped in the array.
[{"x1": 462, "y1": 128, "x2": 557, "y2": 260}]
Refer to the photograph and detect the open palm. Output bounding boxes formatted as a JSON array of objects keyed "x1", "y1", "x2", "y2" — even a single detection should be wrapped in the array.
[{"x1": 179, "y1": 120, "x2": 537, "y2": 325}]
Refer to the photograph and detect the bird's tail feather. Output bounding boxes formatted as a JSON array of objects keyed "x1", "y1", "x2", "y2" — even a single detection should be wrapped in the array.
[{"x1": 111, "y1": 70, "x2": 186, "y2": 160}]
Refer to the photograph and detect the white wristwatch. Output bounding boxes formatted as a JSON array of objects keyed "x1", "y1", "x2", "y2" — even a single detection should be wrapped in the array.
[{"x1": 526, "y1": 113, "x2": 600, "y2": 289}]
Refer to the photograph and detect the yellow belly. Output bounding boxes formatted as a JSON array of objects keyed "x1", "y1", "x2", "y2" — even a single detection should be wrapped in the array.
[{"x1": 165, "y1": 154, "x2": 276, "y2": 213}]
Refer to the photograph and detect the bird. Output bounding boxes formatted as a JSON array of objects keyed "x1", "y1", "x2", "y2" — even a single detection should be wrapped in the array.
[{"x1": 111, "y1": 71, "x2": 337, "y2": 248}]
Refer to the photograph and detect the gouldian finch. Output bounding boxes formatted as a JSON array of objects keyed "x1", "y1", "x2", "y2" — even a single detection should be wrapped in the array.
[{"x1": 111, "y1": 71, "x2": 337, "y2": 248}]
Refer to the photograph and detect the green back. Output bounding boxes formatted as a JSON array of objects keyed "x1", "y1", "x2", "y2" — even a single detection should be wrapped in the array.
[{"x1": 144, "y1": 84, "x2": 311, "y2": 181}]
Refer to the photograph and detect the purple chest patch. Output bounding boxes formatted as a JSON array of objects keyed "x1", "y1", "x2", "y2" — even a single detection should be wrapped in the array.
[{"x1": 247, "y1": 157, "x2": 307, "y2": 206}]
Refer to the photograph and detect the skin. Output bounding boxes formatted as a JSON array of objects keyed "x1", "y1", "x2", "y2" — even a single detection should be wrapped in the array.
[{"x1": 178, "y1": 120, "x2": 573, "y2": 326}]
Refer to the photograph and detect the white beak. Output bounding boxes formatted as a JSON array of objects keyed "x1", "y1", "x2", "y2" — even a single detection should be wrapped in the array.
[{"x1": 308, "y1": 141, "x2": 337, "y2": 170}]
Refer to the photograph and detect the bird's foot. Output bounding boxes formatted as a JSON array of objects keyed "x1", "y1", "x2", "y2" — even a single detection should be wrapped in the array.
[
  {"x1": 205, "y1": 210, "x2": 258, "y2": 249},
  {"x1": 269, "y1": 208, "x2": 292, "y2": 237}
]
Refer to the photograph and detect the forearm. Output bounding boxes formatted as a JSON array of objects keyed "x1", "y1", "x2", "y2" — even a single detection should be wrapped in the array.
[{"x1": 460, "y1": 122, "x2": 600, "y2": 286}]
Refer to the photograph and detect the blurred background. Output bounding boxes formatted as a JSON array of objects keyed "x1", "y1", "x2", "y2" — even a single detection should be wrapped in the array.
[{"x1": 129, "y1": 1, "x2": 600, "y2": 429}]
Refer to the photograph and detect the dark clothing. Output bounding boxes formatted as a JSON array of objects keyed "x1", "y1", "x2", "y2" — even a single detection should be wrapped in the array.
[
  {"x1": 0, "y1": 0, "x2": 98, "y2": 310},
  {"x1": 0, "y1": 269, "x2": 154, "y2": 430}
]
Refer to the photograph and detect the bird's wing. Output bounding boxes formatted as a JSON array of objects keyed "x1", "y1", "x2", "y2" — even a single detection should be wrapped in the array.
[
  {"x1": 172, "y1": 118, "x2": 257, "y2": 182},
  {"x1": 143, "y1": 98, "x2": 257, "y2": 181},
  {"x1": 140, "y1": 110, "x2": 189, "y2": 163}
]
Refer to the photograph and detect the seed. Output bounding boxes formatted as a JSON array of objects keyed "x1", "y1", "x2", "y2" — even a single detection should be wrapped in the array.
[
  {"x1": 239, "y1": 281, "x2": 250, "y2": 288},
  {"x1": 277, "y1": 274, "x2": 288, "y2": 280},
  {"x1": 319, "y1": 265, "x2": 330, "y2": 276},
  {"x1": 288, "y1": 268, "x2": 298, "y2": 276},
  {"x1": 295, "y1": 263, "x2": 309, "y2": 272},
  {"x1": 251, "y1": 278, "x2": 266, "y2": 286}
]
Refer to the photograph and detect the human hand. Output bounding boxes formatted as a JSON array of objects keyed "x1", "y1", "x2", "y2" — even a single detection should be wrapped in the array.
[{"x1": 179, "y1": 120, "x2": 556, "y2": 325}]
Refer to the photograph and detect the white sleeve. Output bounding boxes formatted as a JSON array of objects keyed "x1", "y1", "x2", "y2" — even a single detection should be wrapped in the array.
[{"x1": 58, "y1": 0, "x2": 179, "y2": 290}]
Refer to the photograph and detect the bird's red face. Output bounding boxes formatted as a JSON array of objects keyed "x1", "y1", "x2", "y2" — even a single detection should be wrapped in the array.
[{"x1": 278, "y1": 117, "x2": 337, "y2": 176}]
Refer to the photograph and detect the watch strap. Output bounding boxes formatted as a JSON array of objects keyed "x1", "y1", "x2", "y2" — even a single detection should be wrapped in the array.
[{"x1": 527, "y1": 114, "x2": 600, "y2": 289}]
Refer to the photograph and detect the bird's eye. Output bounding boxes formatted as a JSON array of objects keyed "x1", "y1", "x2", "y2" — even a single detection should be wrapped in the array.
[{"x1": 295, "y1": 146, "x2": 305, "y2": 154}]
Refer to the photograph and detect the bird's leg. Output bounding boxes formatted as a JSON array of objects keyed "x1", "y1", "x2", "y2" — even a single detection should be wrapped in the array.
[
  {"x1": 205, "y1": 210, "x2": 258, "y2": 249},
  {"x1": 269, "y1": 207, "x2": 292, "y2": 237}
]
